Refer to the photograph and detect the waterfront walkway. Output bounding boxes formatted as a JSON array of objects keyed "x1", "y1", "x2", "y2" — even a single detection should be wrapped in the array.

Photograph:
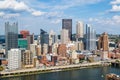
[{"x1": 1, "y1": 62, "x2": 101, "y2": 76}]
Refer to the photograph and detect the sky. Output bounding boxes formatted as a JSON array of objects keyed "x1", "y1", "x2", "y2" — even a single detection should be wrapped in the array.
[{"x1": 0, "y1": 0, "x2": 120, "y2": 35}]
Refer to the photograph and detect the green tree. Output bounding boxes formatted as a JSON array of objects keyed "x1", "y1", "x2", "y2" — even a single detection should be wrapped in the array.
[{"x1": 0, "y1": 66, "x2": 4, "y2": 71}]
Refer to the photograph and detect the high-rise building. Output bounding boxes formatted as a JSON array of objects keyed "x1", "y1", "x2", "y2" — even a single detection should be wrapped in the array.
[
  {"x1": 49, "y1": 30, "x2": 57, "y2": 46},
  {"x1": 36, "y1": 45, "x2": 41, "y2": 56},
  {"x1": 76, "y1": 21, "x2": 84, "y2": 39},
  {"x1": 98, "y1": 32, "x2": 109, "y2": 51},
  {"x1": 20, "y1": 30, "x2": 30, "y2": 38},
  {"x1": 43, "y1": 44, "x2": 48, "y2": 55},
  {"x1": 30, "y1": 44, "x2": 37, "y2": 57},
  {"x1": 8, "y1": 49, "x2": 21, "y2": 70},
  {"x1": 27, "y1": 34, "x2": 34, "y2": 49},
  {"x1": 61, "y1": 29, "x2": 69, "y2": 44},
  {"x1": 85, "y1": 24, "x2": 96, "y2": 51},
  {"x1": 5, "y1": 22, "x2": 18, "y2": 56},
  {"x1": 40, "y1": 29, "x2": 49, "y2": 54},
  {"x1": 40, "y1": 29, "x2": 49, "y2": 45},
  {"x1": 62, "y1": 19, "x2": 72, "y2": 40}
]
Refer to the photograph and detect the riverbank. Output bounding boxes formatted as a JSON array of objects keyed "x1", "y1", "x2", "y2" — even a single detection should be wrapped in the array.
[{"x1": 0, "y1": 62, "x2": 110, "y2": 78}]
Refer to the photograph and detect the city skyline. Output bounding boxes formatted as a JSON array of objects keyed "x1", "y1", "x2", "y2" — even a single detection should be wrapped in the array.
[{"x1": 0, "y1": 0, "x2": 120, "y2": 35}]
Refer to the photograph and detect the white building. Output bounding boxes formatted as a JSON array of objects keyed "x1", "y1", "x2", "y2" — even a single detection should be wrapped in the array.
[
  {"x1": 61, "y1": 29, "x2": 69, "y2": 44},
  {"x1": 8, "y1": 49, "x2": 21, "y2": 70},
  {"x1": 49, "y1": 30, "x2": 57, "y2": 46},
  {"x1": 76, "y1": 21, "x2": 84, "y2": 39},
  {"x1": 30, "y1": 44, "x2": 37, "y2": 57}
]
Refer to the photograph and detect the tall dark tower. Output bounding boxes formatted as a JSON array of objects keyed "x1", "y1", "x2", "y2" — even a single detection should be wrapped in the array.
[
  {"x1": 62, "y1": 19, "x2": 72, "y2": 40},
  {"x1": 5, "y1": 22, "x2": 18, "y2": 57},
  {"x1": 40, "y1": 29, "x2": 49, "y2": 54}
]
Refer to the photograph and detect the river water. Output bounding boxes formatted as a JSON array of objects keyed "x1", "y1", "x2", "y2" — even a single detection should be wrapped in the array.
[{"x1": 1, "y1": 67, "x2": 120, "y2": 80}]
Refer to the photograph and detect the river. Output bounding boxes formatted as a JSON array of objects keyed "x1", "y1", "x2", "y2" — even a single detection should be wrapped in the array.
[{"x1": 1, "y1": 67, "x2": 120, "y2": 80}]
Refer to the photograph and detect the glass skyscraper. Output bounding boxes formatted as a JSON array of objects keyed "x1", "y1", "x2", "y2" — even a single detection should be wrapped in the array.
[
  {"x1": 40, "y1": 29, "x2": 49, "y2": 54},
  {"x1": 5, "y1": 22, "x2": 18, "y2": 57},
  {"x1": 85, "y1": 24, "x2": 96, "y2": 51}
]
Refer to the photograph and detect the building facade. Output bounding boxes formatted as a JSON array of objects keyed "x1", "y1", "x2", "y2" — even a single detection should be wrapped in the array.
[
  {"x1": 85, "y1": 24, "x2": 96, "y2": 51},
  {"x1": 18, "y1": 39, "x2": 28, "y2": 49},
  {"x1": 49, "y1": 30, "x2": 57, "y2": 46},
  {"x1": 27, "y1": 34, "x2": 34, "y2": 49},
  {"x1": 21, "y1": 50, "x2": 33, "y2": 68},
  {"x1": 20, "y1": 30, "x2": 30, "y2": 38},
  {"x1": 76, "y1": 21, "x2": 84, "y2": 39},
  {"x1": 5, "y1": 22, "x2": 18, "y2": 57},
  {"x1": 62, "y1": 19, "x2": 72, "y2": 40},
  {"x1": 8, "y1": 49, "x2": 21, "y2": 70},
  {"x1": 61, "y1": 29, "x2": 69, "y2": 44},
  {"x1": 40, "y1": 29, "x2": 49, "y2": 54},
  {"x1": 98, "y1": 32, "x2": 109, "y2": 51},
  {"x1": 57, "y1": 44, "x2": 67, "y2": 57}
]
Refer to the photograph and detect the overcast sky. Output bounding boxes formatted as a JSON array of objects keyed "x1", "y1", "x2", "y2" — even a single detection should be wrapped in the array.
[{"x1": 0, "y1": 0, "x2": 120, "y2": 35}]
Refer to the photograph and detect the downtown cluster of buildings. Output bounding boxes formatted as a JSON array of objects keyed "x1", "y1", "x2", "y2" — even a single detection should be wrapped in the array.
[{"x1": 0, "y1": 19, "x2": 120, "y2": 71}]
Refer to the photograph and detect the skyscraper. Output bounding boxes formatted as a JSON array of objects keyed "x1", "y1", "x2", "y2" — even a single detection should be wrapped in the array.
[
  {"x1": 5, "y1": 22, "x2": 18, "y2": 56},
  {"x1": 27, "y1": 34, "x2": 34, "y2": 49},
  {"x1": 85, "y1": 24, "x2": 96, "y2": 51},
  {"x1": 76, "y1": 21, "x2": 84, "y2": 39},
  {"x1": 40, "y1": 29, "x2": 49, "y2": 54},
  {"x1": 61, "y1": 29, "x2": 69, "y2": 44},
  {"x1": 49, "y1": 30, "x2": 57, "y2": 46},
  {"x1": 98, "y1": 32, "x2": 109, "y2": 51},
  {"x1": 40, "y1": 29, "x2": 49, "y2": 45},
  {"x1": 62, "y1": 19, "x2": 72, "y2": 40}
]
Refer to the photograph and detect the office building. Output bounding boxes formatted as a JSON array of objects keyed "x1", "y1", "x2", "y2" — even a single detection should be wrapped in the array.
[
  {"x1": 76, "y1": 21, "x2": 84, "y2": 39},
  {"x1": 27, "y1": 34, "x2": 34, "y2": 49},
  {"x1": 75, "y1": 41, "x2": 84, "y2": 51},
  {"x1": 49, "y1": 30, "x2": 57, "y2": 46},
  {"x1": 8, "y1": 49, "x2": 21, "y2": 70},
  {"x1": 18, "y1": 39, "x2": 28, "y2": 49},
  {"x1": 61, "y1": 29, "x2": 69, "y2": 44},
  {"x1": 43, "y1": 44, "x2": 48, "y2": 55},
  {"x1": 85, "y1": 24, "x2": 96, "y2": 51},
  {"x1": 40, "y1": 29, "x2": 49, "y2": 45},
  {"x1": 21, "y1": 50, "x2": 33, "y2": 68},
  {"x1": 20, "y1": 30, "x2": 30, "y2": 38},
  {"x1": 62, "y1": 19, "x2": 72, "y2": 40},
  {"x1": 36, "y1": 45, "x2": 41, "y2": 56},
  {"x1": 5, "y1": 22, "x2": 18, "y2": 56},
  {"x1": 57, "y1": 44, "x2": 67, "y2": 57},
  {"x1": 30, "y1": 44, "x2": 37, "y2": 57},
  {"x1": 40, "y1": 29, "x2": 49, "y2": 54},
  {"x1": 98, "y1": 32, "x2": 109, "y2": 51}
]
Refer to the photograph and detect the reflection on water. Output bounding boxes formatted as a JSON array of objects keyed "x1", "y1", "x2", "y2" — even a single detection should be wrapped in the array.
[{"x1": 2, "y1": 67, "x2": 120, "y2": 80}]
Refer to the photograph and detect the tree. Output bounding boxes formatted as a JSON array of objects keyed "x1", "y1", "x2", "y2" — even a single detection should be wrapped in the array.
[{"x1": 0, "y1": 66, "x2": 4, "y2": 71}]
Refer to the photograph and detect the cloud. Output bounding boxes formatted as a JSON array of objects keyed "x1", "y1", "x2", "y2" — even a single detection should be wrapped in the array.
[
  {"x1": 0, "y1": 0, "x2": 29, "y2": 12},
  {"x1": 112, "y1": 15, "x2": 120, "y2": 23},
  {"x1": 50, "y1": 19, "x2": 61, "y2": 24},
  {"x1": 110, "y1": 5, "x2": 120, "y2": 12},
  {"x1": 0, "y1": 12, "x2": 5, "y2": 16},
  {"x1": 109, "y1": 0, "x2": 120, "y2": 12},
  {"x1": 88, "y1": 15, "x2": 120, "y2": 34},
  {"x1": 0, "y1": 0, "x2": 46, "y2": 17},
  {"x1": 52, "y1": 0, "x2": 103, "y2": 10},
  {"x1": 31, "y1": 11, "x2": 45, "y2": 16},
  {"x1": 88, "y1": 15, "x2": 120, "y2": 25},
  {"x1": 110, "y1": 0, "x2": 120, "y2": 4}
]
